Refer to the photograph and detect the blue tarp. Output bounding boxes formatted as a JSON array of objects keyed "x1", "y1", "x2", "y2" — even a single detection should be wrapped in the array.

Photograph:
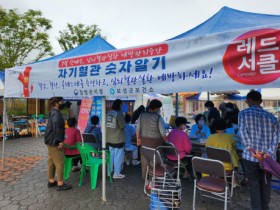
[
  {"x1": 38, "y1": 35, "x2": 116, "y2": 62},
  {"x1": 0, "y1": 71, "x2": 5, "y2": 82},
  {"x1": 169, "y1": 6, "x2": 280, "y2": 40}
]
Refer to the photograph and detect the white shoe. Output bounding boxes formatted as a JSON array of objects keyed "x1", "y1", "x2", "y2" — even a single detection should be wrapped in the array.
[
  {"x1": 72, "y1": 166, "x2": 81, "y2": 172},
  {"x1": 125, "y1": 160, "x2": 131, "y2": 166},
  {"x1": 132, "y1": 160, "x2": 141, "y2": 165},
  {"x1": 113, "y1": 173, "x2": 125, "y2": 179}
]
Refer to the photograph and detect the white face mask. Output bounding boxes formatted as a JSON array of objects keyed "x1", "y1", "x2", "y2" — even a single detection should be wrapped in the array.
[{"x1": 198, "y1": 120, "x2": 205, "y2": 126}]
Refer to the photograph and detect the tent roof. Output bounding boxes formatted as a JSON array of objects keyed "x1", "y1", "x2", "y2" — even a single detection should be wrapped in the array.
[
  {"x1": 39, "y1": 35, "x2": 116, "y2": 62},
  {"x1": 169, "y1": 6, "x2": 280, "y2": 40}
]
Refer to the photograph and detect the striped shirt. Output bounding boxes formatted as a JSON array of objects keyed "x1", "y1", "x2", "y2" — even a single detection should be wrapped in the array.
[
  {"x1": 238, "y1": 105, "x2": 279, "y2": 162},
  {"x1": 136, "y1": 112, "x2": 166, "y2": 139}
]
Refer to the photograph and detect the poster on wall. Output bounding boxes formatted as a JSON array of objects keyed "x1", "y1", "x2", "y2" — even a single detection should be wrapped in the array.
[
  {"x1": 88, "y1": 96, "x2": 102, "y2": 126},
  {"x1": 77, "y1": 99, "x2": 92, "y2": 132}
]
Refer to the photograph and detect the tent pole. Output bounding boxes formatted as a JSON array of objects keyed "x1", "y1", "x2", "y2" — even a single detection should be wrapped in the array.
[
  {"x1": 35, "y1": 98, "x2": 38, "y2": 137},
  {"x1": 1, "y1": 98, "x2": 6, "y2": 171},
  {"x1": 175, "y1": 93, "x2": 179, "y2": 118},
  {"x1": 207, "y1": 92, "x2": 210, "y2": 101},
  {"x1": 101, "y1": 96, "x2": 107, "y2": 201}
]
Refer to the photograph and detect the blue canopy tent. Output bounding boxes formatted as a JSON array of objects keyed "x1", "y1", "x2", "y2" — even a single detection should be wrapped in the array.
[
  {"x1": 1, "y1": 36, "x2": 116, "y2": 178},
  {"x1": 169, "y1": 6, "x2": 280, "y2": 103},
  {"x1": 170, "y1": 6, "x2": 280, "y2": 40},
  {"x1": 39, "y1": 35, "x2": 116, "y2": 62},
  {"x1": 0, "y1": 71, "x2": 5, "y2": 96}
]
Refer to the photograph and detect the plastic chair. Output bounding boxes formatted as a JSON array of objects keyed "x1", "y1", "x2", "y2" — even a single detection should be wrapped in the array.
[
  {"x1": 82, "y1": 133, "x2": 100, "y2": 150},
  {"x1": 63, "y1": 143, "x2": 80, "y2": 180},
  {"x1": 206, "y1": 146, "x2": 241, "y2": 197},
  {"x1": 76, "y1": 142, "x2": 112, "y2": 190},
  {"x1": 192, "y1": 157, "x2": 230, "y2": 210}
]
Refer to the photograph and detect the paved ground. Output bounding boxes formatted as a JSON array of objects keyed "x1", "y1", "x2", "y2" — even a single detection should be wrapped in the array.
[{"x1": 0, "y1": 137, "x2": 280, "y2": 210}]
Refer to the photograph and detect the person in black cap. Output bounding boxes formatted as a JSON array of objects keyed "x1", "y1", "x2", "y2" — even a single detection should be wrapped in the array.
[{"x1": 44, "y1": 97, "x2": 72, "y2": 191}]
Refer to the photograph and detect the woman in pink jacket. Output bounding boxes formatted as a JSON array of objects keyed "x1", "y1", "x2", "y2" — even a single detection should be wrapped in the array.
[
  {"x1": 64, "y1": 118, "x2": 82, "y2": 171},
  {"x1": 167, "y1": 117, "x2": 194, "y2": 181}
]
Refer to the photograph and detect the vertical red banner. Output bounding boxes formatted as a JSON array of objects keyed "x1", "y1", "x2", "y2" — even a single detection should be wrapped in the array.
[{"x1": 77, "y1": 99, "x2": 92, "y2": 133}]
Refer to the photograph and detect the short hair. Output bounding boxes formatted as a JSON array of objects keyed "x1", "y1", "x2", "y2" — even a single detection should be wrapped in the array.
[
  {"x1": 246, "y1": 90, "x2": 262, "y2": 102},
  {"x1": 137, "y1": 105, "x2": 145, "y2": 112},
  {"x1": 67, "y1": 117, "x2": 77, "y2": 127},
  {"x1": 148, "y1": 99, "x2": 162, "y2": 110},
  {"x1": 225, "y1": 102, "x2": 234, "y2": 109},
  {"x1": 195, "y1": 114, "x2": 206, "y2": 124},
  {"x1": 50, "y1": 97, "x2": 63, "y2": 107},
  {"x1": 124, "y1": 114, "x2": 131, "y2": 123},
  {"x1": 204, "y1": 101, "x2": 214, "y2": 108},
  {"x1": 91, "y1": 115, "x2": 99, "y2": 125},
  {"x1": 175, "y1": 117, "x2": 187, "y2": 127},
  {"x1": 111, "y1": 99, "x2": 123, "y2": 111},
  {"x1": 212, "y1": 118, "x2": 227, "y2": 131}
]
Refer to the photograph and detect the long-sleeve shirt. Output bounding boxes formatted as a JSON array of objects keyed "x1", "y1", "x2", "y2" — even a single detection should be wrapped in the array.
[
  {"x1": 189, "y1": 124, "x2": 211, "y2": 140},
  {"x1": 44, "y1": 108, "x2": 65, "y2": 146},
  {"x1": 167, "y1": 129, "x2": 192, "y2": 160},
  {"x1": 206, "y1": 133, "x2": 239, "y2": 168},
  {"x1": 64, "y1": 127, "x2": 82, "y2": 155},
  {"x1": 125, "y1": 124, "x2": 136, "y2": 148},
  {"x1": 238, "y1": 105, "x2": 280, "y2": 162}
]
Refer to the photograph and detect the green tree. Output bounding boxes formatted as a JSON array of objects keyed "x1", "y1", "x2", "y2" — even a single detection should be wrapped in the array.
[
  {"x1": 0, "y1": 8, "x2": 54, "y2": 70},
  {"x1": 57, "y1": 23, "x2": 104, "y2": 51}
]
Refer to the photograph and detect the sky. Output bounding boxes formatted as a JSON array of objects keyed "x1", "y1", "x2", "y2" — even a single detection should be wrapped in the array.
[{"x1": 1, "y1": 0, "x2": 280, "y2": 55}]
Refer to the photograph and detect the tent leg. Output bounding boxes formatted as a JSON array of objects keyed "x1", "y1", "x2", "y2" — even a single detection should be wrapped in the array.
[
  {"x1": 101, "y1": 96, "x2": 107, "y2": 201},
  {"x1": 1, "y1": 99, "x2": 6, "y2": 172}
]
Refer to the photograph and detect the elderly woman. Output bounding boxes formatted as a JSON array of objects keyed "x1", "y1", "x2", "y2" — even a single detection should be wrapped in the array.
[
  {"x1": 167, "y1": 117, "x2": 193, "y2": 181},
  {"x1": 189, "y1": 114, "x2": 211, "y2": 140}
]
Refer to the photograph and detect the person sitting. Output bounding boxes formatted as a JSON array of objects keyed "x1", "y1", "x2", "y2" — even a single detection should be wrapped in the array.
[
  {"x1": 189, "y1": 114, "x2": 211, "y2": 140},
  {"x1": 225, "y1": 115, "x2": 248, "y2": 185},
  {"x1": 84, "y1": 115, "x2": 102, "y2": 150},
  {"x1": 166, "y1": 117, "x2": 193, "y2": 181},
  {"x1": 206, "y1": 118, "x2": 239, "y2": 170},
  {"x1": 64, "y1": 117, "x2": 82, "y2": 171},
  {"x1": 124, "y1": 114, "x2": 140, "y2": 166}
]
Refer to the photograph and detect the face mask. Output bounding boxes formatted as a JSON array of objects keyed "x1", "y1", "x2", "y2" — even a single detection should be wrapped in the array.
[
  {"x1": 224, "y1": 100, "x2": 229, "y2": 103},
  {"x1": 198, "y1": 120, "x2": 205, "y2": 126},
  {"x1": 59, "y1": 103, "x2": 65, "y2": 110}
]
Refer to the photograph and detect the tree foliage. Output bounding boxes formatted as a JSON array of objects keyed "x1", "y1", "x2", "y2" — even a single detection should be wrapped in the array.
[
  {"x1": 57, "y1": 23, "x2": 105, "y2": 51},
  {"x1": 0, "y1": 8, "x2": 54, "y2": 70}
]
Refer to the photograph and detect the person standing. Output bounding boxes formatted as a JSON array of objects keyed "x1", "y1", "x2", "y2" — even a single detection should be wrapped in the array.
[
  {"x1": 239, "y1": 90, "x2": 279, "y2": 210},
  {"x1": 204, "y1": 100, "x2": 220, "y2": 134},
  {"x1": 136, "y1": 99, "x2": 167, "y2": 179},
  {"x1": 44, "y1": 97, "x2": 72, "y2": 191},
  {"x1": 219, "y1": 95, "x2": 229, "y2": 119},
  {"x1": 106, "y1": 99, "x2": 126, "y2": 179}
]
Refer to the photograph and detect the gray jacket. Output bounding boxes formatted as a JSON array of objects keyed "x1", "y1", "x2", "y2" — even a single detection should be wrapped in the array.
[{"x1": 106, "y1": 110, "x2": 125, "y2": 147}]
